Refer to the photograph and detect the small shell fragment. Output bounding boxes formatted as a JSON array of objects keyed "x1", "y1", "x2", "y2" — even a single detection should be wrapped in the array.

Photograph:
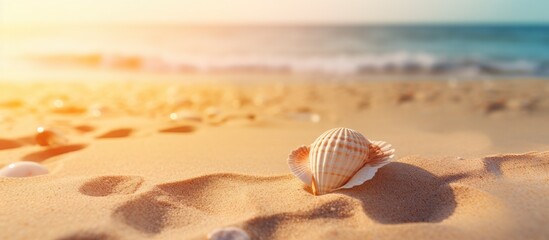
[
  {"x1": 169, "y1": 110, "x2": 202, "y2": 122},
  {"x1": 35, "y1": 126, "x2": 68, "y2": 147},
  {"x1": 0, "y1": 161, "x2": 49, "y2": 177},
  {"x1": 207, "y1": 227, "x2": 250, "y2": 240},
  {"x1": 288, "y1": 127, "x2": 395, "y2": 195}
]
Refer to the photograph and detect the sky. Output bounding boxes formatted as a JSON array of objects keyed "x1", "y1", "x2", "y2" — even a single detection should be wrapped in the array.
[{"x1": 2, "y1": 0, "x2": 549, "y2": 25}]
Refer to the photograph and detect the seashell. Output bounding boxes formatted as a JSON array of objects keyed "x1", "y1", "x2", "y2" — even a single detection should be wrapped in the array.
[
  {"x1": 288, "y1": 127, "x2": 395, "y2": 195},
  {"x1": 0, "y1": 161, "x2": 49, "y2": 177},
  {"x1": 35, "y1": 126, "x2": 68, "y2": 147},
  {"x1": 207, "y1": 227, "x2": 250, "y2": 240},
  {"x1": 169, "y1": 110, "x2": 202, "y2": 122}
]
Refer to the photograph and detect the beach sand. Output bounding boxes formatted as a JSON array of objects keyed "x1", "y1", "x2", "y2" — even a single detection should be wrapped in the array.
[{"x1": 0, "y1": 78, "x2": 548, "y2": 240}]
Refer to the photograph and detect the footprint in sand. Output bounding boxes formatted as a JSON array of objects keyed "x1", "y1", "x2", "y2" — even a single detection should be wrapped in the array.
[
  {"x1": 0, "y1": 135, "x2": 41, "y2": 150},
  {"x1": 110, "y1": 175, "x2": 297, "y2": 234},
  {"x1": 158, "y1": 125, "x2": 196, "y2": 134},
  {"x1": 107, "y1": 163, "x2": 486, "y2": 238},
  {"x1": 0, "y1": 138, "x2": 22, "y2": 150},
  {"x1": 243, "y1": 199, "x2": 355, "y2": 239},
  {"x1": 22, "y1": 144, "x2": 87, "y2": 162},
  {"x1": 15, "y1": 136, "x2": 37, "y2": 145},
  {"x1": 97, "y1": 128, "x2": 133, "y2": 139},
  {"x1": 483, "y1": 151, "x2": 549, "y2": 179},
  {"x1": 79, "y1": 176, "x2": 144, "y2": 197}
]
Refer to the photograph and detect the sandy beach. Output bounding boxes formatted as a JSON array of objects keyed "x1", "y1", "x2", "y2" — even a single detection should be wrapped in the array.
[{"x1": 0, "y1": 78, "x2": 548, "y2": 239}]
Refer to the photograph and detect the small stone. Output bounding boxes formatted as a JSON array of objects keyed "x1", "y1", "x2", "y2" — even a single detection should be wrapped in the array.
[
  {"x1": 207, "y1": 227, "x2": 250, "y2": 240},
  {"x1": 35, "y1": 126, "x2": 67, "y2": 147}
]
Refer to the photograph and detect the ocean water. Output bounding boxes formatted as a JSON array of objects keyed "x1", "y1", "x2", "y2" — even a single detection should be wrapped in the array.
[{"x1": 2, "y1": 24, "x2": 549, "y2": 78}]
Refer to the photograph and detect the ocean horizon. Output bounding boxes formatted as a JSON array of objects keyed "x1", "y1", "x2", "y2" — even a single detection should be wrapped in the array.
[{"x1": 2, "y1": 23, "x2": 549, "y2": 80}]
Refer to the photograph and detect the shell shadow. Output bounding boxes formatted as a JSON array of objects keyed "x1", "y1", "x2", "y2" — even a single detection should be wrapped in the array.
[{"x1": 339, "y1": 162, "x2": 457, "y2": 224}]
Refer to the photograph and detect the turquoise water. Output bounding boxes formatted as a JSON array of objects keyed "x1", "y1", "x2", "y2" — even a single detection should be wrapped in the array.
[{"x1": 3, "y1": 24, "x2": 549, "y2": 77}]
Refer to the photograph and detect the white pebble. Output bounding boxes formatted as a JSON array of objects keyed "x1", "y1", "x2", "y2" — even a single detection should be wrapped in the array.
[
  {"x1": 207, "y1": 227, "x2": 250, "y2": 240},
  {"x1": 0, "y1": 161, "x2": 49, "y2": 177}
]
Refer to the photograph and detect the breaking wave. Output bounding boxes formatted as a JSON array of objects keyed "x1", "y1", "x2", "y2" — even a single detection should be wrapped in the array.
[{"x1": 25, "y1": 52, "x2": 549, "y2": 77}]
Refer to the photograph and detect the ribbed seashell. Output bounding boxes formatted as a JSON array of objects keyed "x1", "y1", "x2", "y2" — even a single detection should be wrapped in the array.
[
  {"x1": 207, "y1": 227, "x2": 250, "y2": 240},
  {"x1": 0, "y1": 161, "x2": 49, "y2": 177},
  {"x1": 288, "y1": 128, "x2": 395, "y2": 195}
]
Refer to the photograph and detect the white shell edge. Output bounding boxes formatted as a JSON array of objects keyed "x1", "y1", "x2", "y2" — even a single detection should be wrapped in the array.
[
  {"x1": 287, "y1": 145, "x2": 313, "y2": 186},
  {"x1": 0, "y1": 161, "x2": 49, "y2": 178},
  {"x1": 338, "y1": 140, "x2": 395, "y2": 190},
  {"x1": 207, "y1": 227, "x2": 250, "y2": 240}
]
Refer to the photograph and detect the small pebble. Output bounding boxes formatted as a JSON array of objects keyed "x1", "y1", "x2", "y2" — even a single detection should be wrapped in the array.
[
  {"x1": 35, "y1": 126, "x2": 67, "y2": 147},
  {"x1": 456, "y1": 157, "x2": 465, "y2": 160},
  {"x1": 207, "y1": 227, "x2": 250, "y2": 240},
  {"x1": 0, "y1": 161, "x2": 49, "y2": 177}
]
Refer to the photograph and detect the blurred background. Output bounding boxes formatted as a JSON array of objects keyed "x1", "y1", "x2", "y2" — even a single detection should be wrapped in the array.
[{"x1": 2, "y1": 0, "x2": 549, "y2": 82}]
